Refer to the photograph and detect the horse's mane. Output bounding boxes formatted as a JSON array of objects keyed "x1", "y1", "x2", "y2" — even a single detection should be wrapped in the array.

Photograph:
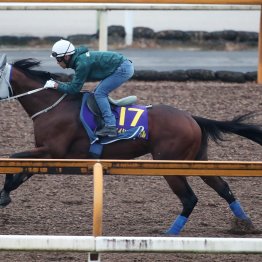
[{"x1": 12, "y1": 58, "x2": 59, "y2": 84}]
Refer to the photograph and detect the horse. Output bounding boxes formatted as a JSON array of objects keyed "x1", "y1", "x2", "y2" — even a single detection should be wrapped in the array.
[{"x1": 0, "y1": 55, "x2": 261, "y2": 235}]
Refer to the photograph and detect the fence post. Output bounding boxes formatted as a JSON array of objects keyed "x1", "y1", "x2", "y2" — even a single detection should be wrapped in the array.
[
  {"x1": 93, "y1": 162, "x2": 103, "y2": 236},
  {"x1": 88, "y1": 162, "x2": 103, "y2": 262},
  {"x1": 98, "y1": 10, "x2": 108, "y2": 51},
  {"x1": 124, "y1": 10, "x2": 133, "y2": 46}
]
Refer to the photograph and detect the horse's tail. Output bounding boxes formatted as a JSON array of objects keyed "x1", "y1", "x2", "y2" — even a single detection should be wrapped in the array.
[{"x1": 192, "y1": 112, "x2": 262, "y2": 146}]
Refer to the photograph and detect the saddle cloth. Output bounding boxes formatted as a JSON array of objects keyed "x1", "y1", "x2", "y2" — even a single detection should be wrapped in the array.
[{"x1": 80, "y1": 93, "x2": 149, "y2": 147}]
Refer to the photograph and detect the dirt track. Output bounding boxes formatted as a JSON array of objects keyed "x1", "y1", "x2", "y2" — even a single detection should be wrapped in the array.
[{"x1": 0, "y1": 81, "x2": 262, "y2": 262}]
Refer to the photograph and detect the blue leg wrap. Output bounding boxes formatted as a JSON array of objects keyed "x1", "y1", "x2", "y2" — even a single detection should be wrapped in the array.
[
  {"x1": 165, "y1": 215, "x2": 188, "y2": 235},
  {"x1": 229, "y1": 200, "x2": 249, "y2": 220}
]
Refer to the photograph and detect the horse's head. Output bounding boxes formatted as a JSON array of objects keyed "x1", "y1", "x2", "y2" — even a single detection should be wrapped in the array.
[
  {"x1": 0, "y1": 55, "x2": 60, "y2": 100},
  {"x1": 0, "y1": 55, "x2": 72, "y2": 119},
  {"x1": 0, "y1": 54, "x2": 50, "y2": 100}
]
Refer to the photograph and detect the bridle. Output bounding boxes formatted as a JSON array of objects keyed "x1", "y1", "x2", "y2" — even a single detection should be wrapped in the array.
[
  {"x1": 0, "y1": 63, "x2": 67, "y2": 119},
  {"x1": 0, "y1": 63, "x2": 13, "y2": 99}
]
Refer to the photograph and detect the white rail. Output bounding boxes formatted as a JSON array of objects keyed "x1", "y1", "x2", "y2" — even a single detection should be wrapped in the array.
[
  {"x1": 0, "y1": 235, "x2": 261, "y2": 253},
  {"x1": 0, "y1": 3, "x2": 260, "y2": 10}
]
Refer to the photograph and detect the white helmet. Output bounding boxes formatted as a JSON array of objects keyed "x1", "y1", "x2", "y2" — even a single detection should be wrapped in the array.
[{"x1": 50, "y1": 39, "x2": 75, "y2": 58}]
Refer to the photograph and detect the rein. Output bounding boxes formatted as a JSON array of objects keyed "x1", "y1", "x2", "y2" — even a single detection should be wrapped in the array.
[
  {"x1": 31, "y1": 93, "x2": 67, "y2": 119},
  {"x1": 0, "y1": 64, "x2": 67, "y2": 119},
  {"x1": 1, "y1": 86, "x2": 48, "y2": 101}
]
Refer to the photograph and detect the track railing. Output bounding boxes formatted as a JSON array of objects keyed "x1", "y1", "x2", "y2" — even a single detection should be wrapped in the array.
[
  {"x1": 1, "y1": 0, "x2": 262, "y2": 4},
  {"x1": 1, "y1": 158, "x2": 262, "y2": 176},
  {"x1": 0, "y1": 158, "x2": 261, "y2": 261}
]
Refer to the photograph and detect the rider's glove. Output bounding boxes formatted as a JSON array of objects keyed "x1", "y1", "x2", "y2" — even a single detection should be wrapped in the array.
[{"x1": 44, "y1": 80, "x2": 57, "y2": 89}]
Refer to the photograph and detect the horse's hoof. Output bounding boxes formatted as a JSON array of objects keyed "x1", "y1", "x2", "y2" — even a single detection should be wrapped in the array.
[
  {"x1": 229, "y1": 217, "x2": 257, "y2": 235},
  {"x1": 0, "y1": 189, "x2": 11, "y2": 208}
]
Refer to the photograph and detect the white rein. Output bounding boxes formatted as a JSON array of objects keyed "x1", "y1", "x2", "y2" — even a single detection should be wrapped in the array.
[
  {"x1": 0, "y1": 64, "x2": 67, "y2": 119},
  {"x1": 2, "y1": 86, "x2": 48, "y2": 101}
]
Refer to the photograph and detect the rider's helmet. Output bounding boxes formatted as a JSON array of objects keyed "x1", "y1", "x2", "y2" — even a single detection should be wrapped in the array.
[{"x1": 50, "y1": 39, "x2": 75, "y2": 58}]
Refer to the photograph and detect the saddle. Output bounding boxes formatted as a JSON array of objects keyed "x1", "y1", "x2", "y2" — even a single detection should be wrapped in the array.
[{"x1": 86, "y1": 92, "x2": 137, "y2": 129}]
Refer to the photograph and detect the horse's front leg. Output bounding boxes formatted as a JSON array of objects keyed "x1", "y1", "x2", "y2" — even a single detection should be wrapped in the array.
[{"x1": 0, "y1": 146, "x2": 50, "y2": 208}]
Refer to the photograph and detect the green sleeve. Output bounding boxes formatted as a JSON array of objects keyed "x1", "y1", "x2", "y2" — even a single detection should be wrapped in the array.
[{"x1": 57, "y1": 60, "x2": 90, "y2": 95}]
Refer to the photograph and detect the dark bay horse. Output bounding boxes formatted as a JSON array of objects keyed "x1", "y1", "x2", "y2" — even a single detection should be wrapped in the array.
[{"x1": 0, "y1": 57, "x2": 261, "y2": 235}]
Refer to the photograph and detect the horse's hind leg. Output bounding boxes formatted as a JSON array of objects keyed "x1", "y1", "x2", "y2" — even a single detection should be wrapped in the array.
[
  {"x1": 164, "y1": 176, "x2": 198, "y2": 235},
  {"x1": 200, "y1": 176, "x2": 255, "y2": 232},
  {"x1": 198, "y1": 150, "x2": 254, "y2": 232},
  {"x1": 151, "y1": 113, "x2": 201, "y2": 235}
]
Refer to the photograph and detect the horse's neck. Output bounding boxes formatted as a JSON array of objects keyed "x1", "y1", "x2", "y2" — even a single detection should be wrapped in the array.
[{"x1": 11, "y1": 69, "x2": 64, "y2": 119}]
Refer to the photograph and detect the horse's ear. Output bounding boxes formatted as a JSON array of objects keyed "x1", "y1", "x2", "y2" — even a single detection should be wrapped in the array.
[{"x1": 0, "y1": 54, "x2": 7, "y2": 69}]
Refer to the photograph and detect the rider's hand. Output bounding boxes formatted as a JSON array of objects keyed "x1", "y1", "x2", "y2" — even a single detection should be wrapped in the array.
[{"x1": 44, "y1": 80, "x2": 57, "y2": 89}]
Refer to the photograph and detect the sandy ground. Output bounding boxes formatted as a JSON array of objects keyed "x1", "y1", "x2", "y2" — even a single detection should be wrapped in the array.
[{"x1": 0, "y1": 81, "x2": 261, "y2": 261}]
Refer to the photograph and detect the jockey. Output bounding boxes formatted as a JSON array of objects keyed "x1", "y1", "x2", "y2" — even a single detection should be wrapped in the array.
[{"x1": 44, "y1": 39, "x2": 134, "y2": 137}]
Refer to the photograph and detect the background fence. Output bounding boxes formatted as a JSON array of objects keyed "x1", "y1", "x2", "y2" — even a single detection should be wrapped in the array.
[{"x1": 0, "y1": 1, "x2": 262, "y2": 82}]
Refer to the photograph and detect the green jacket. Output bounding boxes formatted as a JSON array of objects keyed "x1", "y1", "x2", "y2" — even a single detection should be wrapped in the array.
[{"x1": 57, "y1": 46, "x2": 126, "y2": 94}]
